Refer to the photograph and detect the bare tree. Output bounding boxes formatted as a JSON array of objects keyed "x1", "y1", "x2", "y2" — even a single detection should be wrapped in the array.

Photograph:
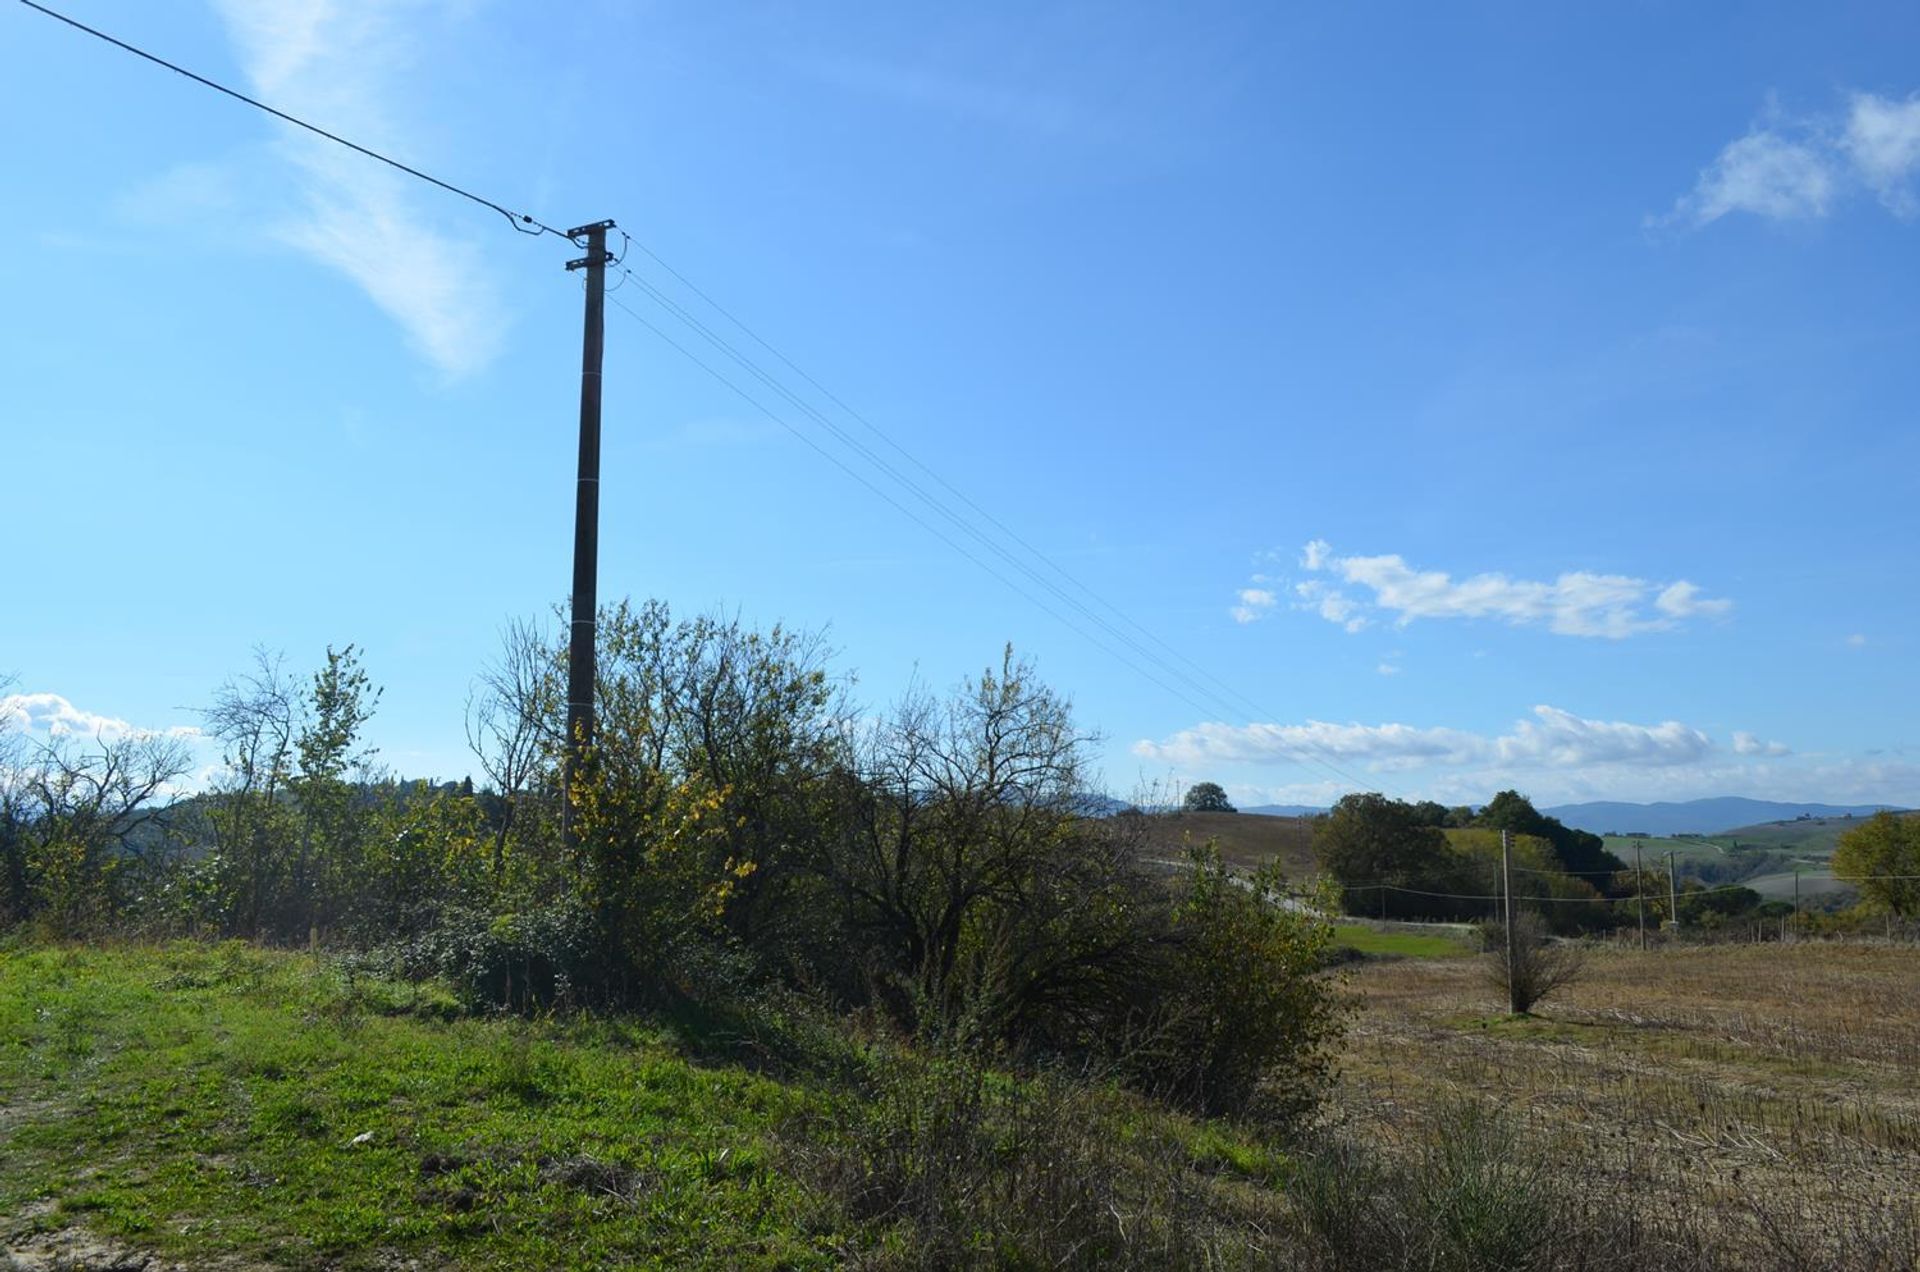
[
  {"x1": 466, "y1": 617, "x2": 563, "y2": 877},
  {"x1": 0, "y1": 675, "x2": 30, "y2": 923},
  {"x1": 826, "y1": 647, "x2": 1147, "y2": 1034},
  {"x1": 1483, "y1": 911, "x2": 1585, "y2": 1015},
  {"x1": 201, "y1": 647, "x2": 299, "y2": 936},
  {"x1": 17, "y1": 726, "x2": 193, "y2": 931}
]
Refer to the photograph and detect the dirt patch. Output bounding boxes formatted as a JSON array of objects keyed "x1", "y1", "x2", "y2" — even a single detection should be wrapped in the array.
[{"x1": 1, "y1": 1202, "x2": 272, "y2": 1272}]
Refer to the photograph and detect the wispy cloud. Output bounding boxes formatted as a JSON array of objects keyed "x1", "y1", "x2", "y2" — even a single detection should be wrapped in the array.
[
  {"x1": 1660, "y1": 90, "x2": 1920, "y2": 228},
  {"x1": 210, "y1": 0, "x2": 505, "y2": 376},
  {"x1": 1666, "y1": 129, "x2": 1835, "y2": 226},
  {"x1": 1260, "y1": 540, "x2": 1730, "y2": 639}
]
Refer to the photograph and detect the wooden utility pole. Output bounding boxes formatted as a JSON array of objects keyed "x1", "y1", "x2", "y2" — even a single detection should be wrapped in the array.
[
  {"x1": 562, "y1": 220, "x2": 615, "y2": 851},
  {"x1": 1793, "y1": 868, "x2": 1801, "y2": 938},
  {"x1": 1665, "y1": 849, "x2": 1678, "y2": 931},
  {"x1": 1501, "y1": 829, "x2": 1517, "y2": 1013},
  {"x1": 1635, "y1": 840, "x2": 1647, "y2": 951}
]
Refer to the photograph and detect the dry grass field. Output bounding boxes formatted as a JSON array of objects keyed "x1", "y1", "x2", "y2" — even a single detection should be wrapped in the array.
[{"x1": 1331, "y1": 942, "x2": 1920, "y2": 1268}]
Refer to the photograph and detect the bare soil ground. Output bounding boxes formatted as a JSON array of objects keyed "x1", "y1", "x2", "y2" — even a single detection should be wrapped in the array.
[
  {"x1": 1134, "y1": 811, "x2": 1318, "y2": 876},
  {"x1": 1332, "y1": 942, "x2": 1920, "y2": 1267}
]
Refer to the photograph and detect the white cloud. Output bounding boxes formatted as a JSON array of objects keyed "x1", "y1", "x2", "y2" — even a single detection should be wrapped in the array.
[
  {"x1": 1846, "y1": 633, "x2": 1868, "y2": 648},
  {"x1": 1666, "y1": 129, "x2": 1835, "y2": 226},
  {"x1": 1291, "y1": 580, "x2": 1369, "y2": 632},
  {"x1": 0, "y1": 693, "x2": 201, "y2": 743},
  {"x1": 1132, "y1": 707, "x2": 1829, "y2": 808},
  {"x1": 1495, "y1": 706, "x2": 1712, "y2": 768},
  {"x1": 1135, "y1": 718, "x2": 1488, "y2": 771},
  {"x1": 1732, "y1": 731, "x2": 1791, "y2": 758},
  {"x1": 211, "y1": 0, "x2": 505, "y2": 377},
  {"x1": 1230, "y1": 588, "x2": 1277, "y2": 625},
  {"x1": 1654, "y1": 580, "x2": 1734, "y2": 620},
  {"x1": 1844, "y1": 92, "x2": 1920, "y2": 213},
  {"x1": 1136, "y1": 705, "x2": 1736, "y2": 775},
  {"x1": 1376, "y1": 662, "x2": 1400, "y2": 676},
  {"x1": 1272, "y1": 541, "x2": 1729, "y2": 639},
  {"x1": 1662, "y1": 89, "x2": 1920, "y2": 228}
]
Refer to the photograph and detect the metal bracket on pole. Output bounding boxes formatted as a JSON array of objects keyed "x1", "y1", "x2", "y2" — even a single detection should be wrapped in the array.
[{"x1": 566, "y1": 220, "x2": 617, "y2": 272}]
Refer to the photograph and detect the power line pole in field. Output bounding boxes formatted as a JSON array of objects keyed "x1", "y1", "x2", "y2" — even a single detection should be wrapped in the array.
[
  {"x1": 562, "y1": 220, "x2": 615, "y2": 851},
  {"x1": 1635, "y1": 840, "x2": 1647, "y2": 951},
  {"x1": 1501, "y1": 829, "x2": 1516, "y2": 1014},
  {"x1": 1666, "y1": 850, "x2": 1679, "y2": 932}
]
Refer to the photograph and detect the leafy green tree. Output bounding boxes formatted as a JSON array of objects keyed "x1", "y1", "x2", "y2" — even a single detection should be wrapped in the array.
[
  {"x1": 569, "y1": 600, "x2": 847, "y2": 993},
  {"x1": 1312, "y1": 793, "x2": 1450, "y2": 917},
  {"x1": 291, "y1": 644, "x2": 381, "y2": 938},
  {"x1": 1141, "y1": 846, "x2": 1342, "y2": 1117},
  {"x1": 1448, "y1": 828, "x2": 1611, "y2": 934},
  {"x1": 1475, "y1": 790, "x2": 1624, "y2": 885},
  {"x1": 1833, "y1": 812, "x2": 1920, "y2": 917},
  {"x1": 1182, "y1": 781, "x2": 1235, "y2": 813}
]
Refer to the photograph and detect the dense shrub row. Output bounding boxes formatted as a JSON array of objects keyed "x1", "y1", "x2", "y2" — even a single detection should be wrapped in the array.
[{"x1": 0, "y1": 599, "x2": 1344, "y2": 1120}]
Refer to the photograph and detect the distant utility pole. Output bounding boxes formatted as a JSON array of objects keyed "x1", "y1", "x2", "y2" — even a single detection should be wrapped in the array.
[
  {"x1": 1635, "y1": 840, "x2": 1647, "y2": 951},
  {"x1": 1666, "y1": 850, "x2": 1679, "y2": 932},
  {"x1": 1501, "y1": 829, "x2": 1517, "y2": 1013},
  {"x1": 1793, "y1": 868, "x2": 1801, "y2": 938},
  {"x1": 562, "y1": 220, "x2": 615, "y2": 851}
]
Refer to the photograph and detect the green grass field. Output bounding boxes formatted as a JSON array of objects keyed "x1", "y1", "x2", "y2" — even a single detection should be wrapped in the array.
[
  {"x1": 1330, "y1": 923, "x2": 1473, "y2": 959},
  {"x1": 0, "y1": 942, "x2": 837, "y2": 1269},
  {"x1": 1601, "y1": 816, "x2": 1885, "y2": 869},
  {"x1": 0, "y1": 941, "x2": 1303, "y2": 1270},
  {"x1": 1599, "y1": 834, "x2": 1736, "y2": 865},
  {"x1": 1744, "y1": 868, "x2": 1854, "y2": 901}
]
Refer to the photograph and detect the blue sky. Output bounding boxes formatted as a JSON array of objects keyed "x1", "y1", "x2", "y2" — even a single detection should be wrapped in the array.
[{"x1": 4, "y1": 0, "x2": 1917, "y2": 810}]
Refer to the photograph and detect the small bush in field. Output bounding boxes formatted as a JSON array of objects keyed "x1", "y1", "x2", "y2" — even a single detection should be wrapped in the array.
[{"x1": 1480, "y1": 911, "x2": 1584, "y2": 1015}]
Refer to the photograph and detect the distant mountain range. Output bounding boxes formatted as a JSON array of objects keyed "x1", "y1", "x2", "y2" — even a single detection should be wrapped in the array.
[
  {"x1": 1540, "y1": 798, "x2": 1906, "y2": 836},
  {"x1": 1241, "y1": 804, "x2": 1331, "y2": 818}
]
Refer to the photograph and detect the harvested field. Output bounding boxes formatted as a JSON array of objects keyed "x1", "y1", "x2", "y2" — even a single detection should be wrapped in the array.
[{"x1": 1332, "y1": 942, "x2": 1920, "y2": 1268}]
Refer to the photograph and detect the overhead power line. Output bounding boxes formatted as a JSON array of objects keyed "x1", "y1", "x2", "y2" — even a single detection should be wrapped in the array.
[
  {"x1": 602, "y1": 291, "x2": 1232, "y2": 721},
  {"x1": 15, "y1": 0, "x2": 565, "y2": 239},
  {"x1": 606, "y1": 257, "x2": 1400, "y2": 798},
  {"x1": 619, "y1": 238, "x2": 1277, "y2": 725},
  {"x1": 604, "y1": 281, "x2": 1392, "y2": 798},
  {"x1": 16, "y1": 0, "x2": 1419, "y2": 802}
]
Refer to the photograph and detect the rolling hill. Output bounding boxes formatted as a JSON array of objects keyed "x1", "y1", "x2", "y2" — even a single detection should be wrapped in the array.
[
  {"x1": 1542, "y1": 798, "x2": 1904, "y2": 836},
  {"x1": 1130, "y1": 810, "x2": 1318, "y2": 876}
]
